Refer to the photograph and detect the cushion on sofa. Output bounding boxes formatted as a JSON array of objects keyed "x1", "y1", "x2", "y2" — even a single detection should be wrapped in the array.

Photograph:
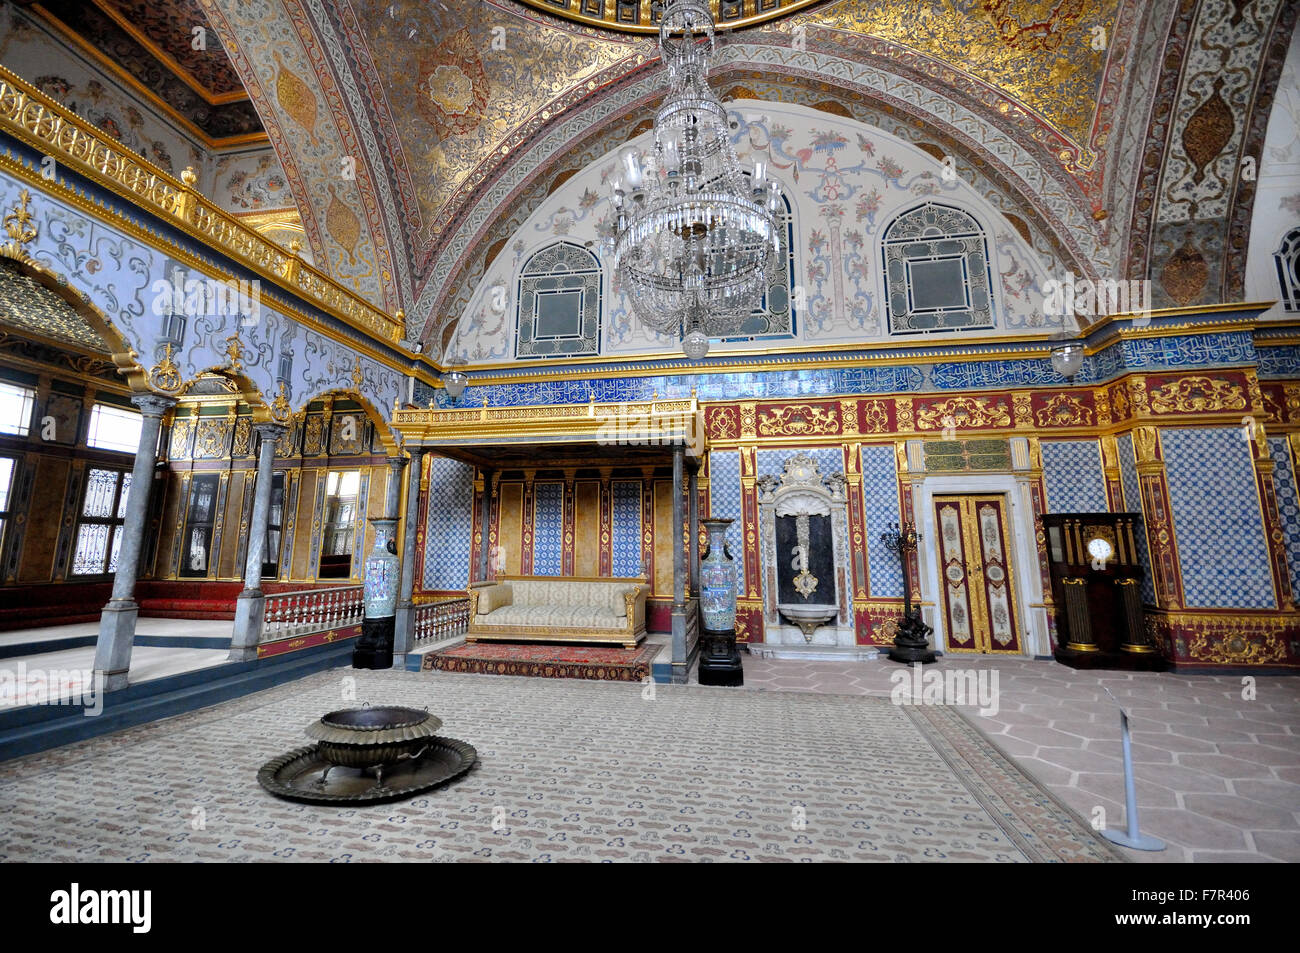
[
  {"x1": 507, "y1": 579, "x2": 631, "y2": 617},
  {"x1": 479, "y1": 605, "x2": 625, "y2": 629}
]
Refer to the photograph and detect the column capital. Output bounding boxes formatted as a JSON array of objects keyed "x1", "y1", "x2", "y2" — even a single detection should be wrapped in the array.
[
  {"x1": 387, "y1": 453, "x2": 408, "y2": 471},
  {"x1": 253, "y1": 421, "x2": 287, "y2": 441},
  {"x1": 130, "y1": 393, "x2": 178, "y2": 417}
]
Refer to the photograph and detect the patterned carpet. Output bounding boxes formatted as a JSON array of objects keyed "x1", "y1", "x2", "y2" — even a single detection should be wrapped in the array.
[
  {"x1": 0, "y1": 669, "x2": 1123, "y2": 862},
  {"x1": 422, "y1": 640, "x2": 660, "y2": 681}
]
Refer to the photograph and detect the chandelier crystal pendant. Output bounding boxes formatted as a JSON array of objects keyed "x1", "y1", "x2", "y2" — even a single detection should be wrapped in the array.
[{"x1": 609, "y1": 0, "x2": 782, "y2": 360}]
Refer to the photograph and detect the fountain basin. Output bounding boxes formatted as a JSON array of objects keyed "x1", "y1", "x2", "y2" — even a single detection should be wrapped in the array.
[
  {"x1": 777, "y1": 603, "x2": 838, "y2": 641},
  {"x1": 304, "y1": 706, "x2": 442, "y2": 770}
]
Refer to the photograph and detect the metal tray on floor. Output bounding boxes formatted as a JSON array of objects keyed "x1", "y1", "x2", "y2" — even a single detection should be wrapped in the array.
[{"x1": 257, "y1": 737, "x2": 478, "y2": 805}]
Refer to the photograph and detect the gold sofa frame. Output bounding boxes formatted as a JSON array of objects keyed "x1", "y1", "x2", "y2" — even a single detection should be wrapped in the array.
[{"x1": 466, "y1": 575, "x2": 649, "y2": 650}]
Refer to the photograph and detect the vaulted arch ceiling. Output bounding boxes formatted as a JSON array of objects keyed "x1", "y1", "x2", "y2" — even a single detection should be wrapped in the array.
[{"x1": 190, "y1": 0, "x2": 1296, "y2": 350}]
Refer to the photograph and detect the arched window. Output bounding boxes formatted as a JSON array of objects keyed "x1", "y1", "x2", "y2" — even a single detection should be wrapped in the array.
[
  {"x1": 1275, "y1": 227, "x2": 1300, "y2": 312},
  {"x1": 516, "y1": 242, "x2": 601, "y2": 359},
  {"x1": 881, "y1": 202, "x2": 994, "y2": 334},
  {"x1": 707, "y1": 182, "x2": 796, "y2": 342}
]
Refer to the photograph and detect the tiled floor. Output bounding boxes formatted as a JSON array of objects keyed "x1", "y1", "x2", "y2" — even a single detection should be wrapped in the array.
[{"x1": 737, "y1": 653, "x2": 1300, "y2": 863}]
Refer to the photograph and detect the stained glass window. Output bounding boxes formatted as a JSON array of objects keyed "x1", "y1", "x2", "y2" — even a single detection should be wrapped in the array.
[
  {"x1": 882, "y1": 202, "x2": 994, "y2": 334},
  {"x1": 70, "y1": 467, "x2": 130, "y2": 576},
  {"x1": 517, "y1": 243, "x2": 601, "y2": 359}
]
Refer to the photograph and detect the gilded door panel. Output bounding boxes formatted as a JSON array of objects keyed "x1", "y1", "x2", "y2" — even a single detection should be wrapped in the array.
[
  {"x1": 935, "y1": 500, "x2": 977, "y2": 651},
  {"x1": 975, "y1": 499, "x2": 1020, "y2": 651},
  {"x1": 933, "y1": 494, "x2": 1021, "y2": 654}
]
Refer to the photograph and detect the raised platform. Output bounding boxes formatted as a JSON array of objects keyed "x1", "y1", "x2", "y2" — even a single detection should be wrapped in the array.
[
  {"x1": 0, "y1": 617, "x2": 360, "y2": 760},
  {"x1": 419, "y1": 635, "x2": 672, "y2": 683},
  {"x1": 746, "y1": 641, "x2": 882, "y2": 662},
  {"x1": 422, "y1": 639, "x2": 664, "y2": 682}
]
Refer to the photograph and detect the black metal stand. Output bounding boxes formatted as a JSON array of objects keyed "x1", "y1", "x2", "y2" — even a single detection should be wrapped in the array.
[
  {"x1": 697, "y1": 628, "x2": 743, "y2": 686},
  {"x1": 353, "y1": 616, "x2": 394, "y2": 669},
  {"x1": 881, "y1": 521, "x2": 936, "y2": 664}
]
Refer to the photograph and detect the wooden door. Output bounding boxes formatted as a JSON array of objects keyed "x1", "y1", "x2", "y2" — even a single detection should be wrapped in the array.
[{"x1": 933, "y1": 494, "x2": 1021, "y2": 653}]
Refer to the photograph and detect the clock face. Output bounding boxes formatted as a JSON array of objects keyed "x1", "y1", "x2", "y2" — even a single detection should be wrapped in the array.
[{"x1": 1087, "y1": 537, "x2": 1114, "y2": 563}]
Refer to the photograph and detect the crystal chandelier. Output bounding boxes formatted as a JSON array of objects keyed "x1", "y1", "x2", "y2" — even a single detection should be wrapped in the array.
[{"x1": 609, "y1": 0, "x2": 782, "y2": 360}]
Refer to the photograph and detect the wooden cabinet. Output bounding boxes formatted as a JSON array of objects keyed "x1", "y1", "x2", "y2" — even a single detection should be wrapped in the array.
[{"x1": 1039, "y1": 513, "x2": 1165, "y2": 670}]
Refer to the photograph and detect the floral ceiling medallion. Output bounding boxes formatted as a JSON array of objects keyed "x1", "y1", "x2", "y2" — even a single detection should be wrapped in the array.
[{"x1": 417, "y1": 30, "x2": 490, "y2": 139}]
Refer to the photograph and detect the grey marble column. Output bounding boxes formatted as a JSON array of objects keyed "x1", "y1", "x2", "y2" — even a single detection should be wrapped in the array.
[
  {"x1": 384, "y1": 454, "x2": 406, "y2": 520},
  {"x1": 392, "y1": 448, "x2": 424, "y2": 668},
  {"x1": 94, "y1": 393, "x2": 176, "y2": 691},
  {"x1": 229, "y1": 423, "x2": 285, "y2": 661}
]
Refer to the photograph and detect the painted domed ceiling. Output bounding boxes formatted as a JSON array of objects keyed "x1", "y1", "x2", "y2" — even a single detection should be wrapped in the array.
[{"x1": 108, "y1": 0, "x2": 1295, "y2": 348}]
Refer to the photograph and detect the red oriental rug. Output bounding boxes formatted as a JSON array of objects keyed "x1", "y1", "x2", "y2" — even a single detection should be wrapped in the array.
[{"x1": 421, "y1": 641, "x2": 661, "y2": 681}]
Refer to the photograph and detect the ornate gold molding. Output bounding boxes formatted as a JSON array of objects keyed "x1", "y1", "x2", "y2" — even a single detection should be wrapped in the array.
[
  {"x1": 0, "y1": 65, "x2": 404, "y2": 347},
  {"x1": 1, "y1": 187, "x2": 37, "y2": 265},
  {"x1": 757, "y1": 404, "x2": 838, "y2": 436},
  {"x1": 1147, "y1": 376, "x2": 1249, "y2": 415}
]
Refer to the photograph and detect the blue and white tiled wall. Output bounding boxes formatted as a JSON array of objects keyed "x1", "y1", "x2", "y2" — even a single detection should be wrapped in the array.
[
  {"x1": 1268, "y1": 437, "x2": 1300, "y2": 599},
  {"x1": 1117, "y1": 433, "x2": 1158, "y2": 606},
  {"x1": 1162, "y1": 427, "x2": 1274, "y2": 609},
  {"x1": 611, "y1": 480, "x2": 642, "y2": 577},
  {"x1": 1041, "y1": 440, "x2": 1108, "y2": 513},
  {"x1": 422, "y1": 457, "x2": 474, "y2": 590},
  {"x1": 532, "y1": 482, "x2": 564, "y2": 576},
  {"x1": 860, "y1": 443, "x2": 903, "y2": 598},
  {"x1": 1268, "y1": 436, "x2": 1300, "y2": 598},
  {"x1": 707, "y1": 450, "x2": 744, "y2": 582}
]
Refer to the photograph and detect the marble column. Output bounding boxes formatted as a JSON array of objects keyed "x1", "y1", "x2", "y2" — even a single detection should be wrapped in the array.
[
  {"x1": 385, "y1": 454, "x2": 406, "y2": 520},
  {"x1": 229, "y1": 422, "x2": 286, "y2": 661},
  {"x1": 94, "y1": 393, "x2": 176, "y2": 691},
  {"x1": 393, "y1": 448, "x2": 425, "y2": 668}
]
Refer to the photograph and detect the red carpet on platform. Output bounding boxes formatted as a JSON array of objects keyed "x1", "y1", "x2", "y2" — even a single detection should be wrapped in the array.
[{"x1": 421, "y1": 641, "x2": 660, "y2": 681}]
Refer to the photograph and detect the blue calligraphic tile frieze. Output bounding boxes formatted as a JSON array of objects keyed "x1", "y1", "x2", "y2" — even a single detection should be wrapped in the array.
[{"x1": 416, "y1": 326, "x2": 1275, "y2": 410}]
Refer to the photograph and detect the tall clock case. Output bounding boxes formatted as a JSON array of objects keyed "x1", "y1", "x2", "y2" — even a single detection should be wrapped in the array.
[{"x1": 1039, "y1": 513, "x2": 1164, "y2": 670}]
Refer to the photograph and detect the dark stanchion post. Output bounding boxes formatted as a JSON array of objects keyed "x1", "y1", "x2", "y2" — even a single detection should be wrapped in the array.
[{"x1": 880, "y1": 520, "x2": 936, "y2": 664}]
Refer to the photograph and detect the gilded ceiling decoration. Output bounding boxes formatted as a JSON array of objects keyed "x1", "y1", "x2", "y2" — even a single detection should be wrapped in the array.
[
  {"x1": 0, "y1": 260, "x2": 111, "y2": 355},
  {"x1": 516, "y1": 0, "x2": 822, "y2": 32},
  {"x1": 814, "y1": 0, "x2": 1117, "y2": 160},
  {"x1": 23, "y1": 0, "x2": 1287, "y2": 338},
  {"x1": 27, "y1": 0, "x2": 263, "y2": 144}
]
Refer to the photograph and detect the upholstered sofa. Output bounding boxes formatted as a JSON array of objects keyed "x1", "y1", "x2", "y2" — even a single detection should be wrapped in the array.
[{"x1": 466, "y1": 575, "x2": 648, "y2": 649}]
